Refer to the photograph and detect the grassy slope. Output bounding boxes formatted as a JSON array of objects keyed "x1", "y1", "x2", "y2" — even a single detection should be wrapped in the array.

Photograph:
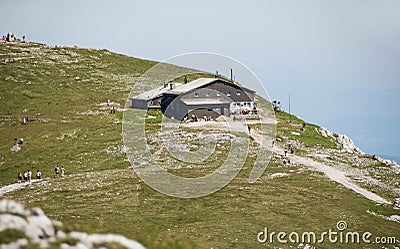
[{"x1": 0, "y1": 42, "x2": 399, "y2": 248}]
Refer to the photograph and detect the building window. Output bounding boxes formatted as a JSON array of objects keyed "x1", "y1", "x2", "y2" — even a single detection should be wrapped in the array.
[
  {"x1": 236, "y1": 91, "x2": 241, "y2": 96},
  {"x1": 227, "y1": 91, "x2": 231, "y2": 96},
  {"x1": 194, "y1": 92, "x2": 199, "y2": 97},
  {"x1": 205, "y1": 92, "x2": 210, "y2": 97}
]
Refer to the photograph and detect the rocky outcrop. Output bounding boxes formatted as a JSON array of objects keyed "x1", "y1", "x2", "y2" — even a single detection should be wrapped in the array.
[
  {"x1": 373, "y1": 155, "x2": 399, "y2": 167},
  {"x1": 318, "y1": 127, "x2": 399, "y2": 168},
  {"x1": 0, "y1": 199, "x2": 145, "y2": 249},
  {"x1": 318, "y1": 127, "x2": 364, "y2": 154}
]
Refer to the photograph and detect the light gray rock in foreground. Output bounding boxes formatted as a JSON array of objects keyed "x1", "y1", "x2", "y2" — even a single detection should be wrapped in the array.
[{"x1": 0, "y1": 199, "x2": 145, "y2": 249}]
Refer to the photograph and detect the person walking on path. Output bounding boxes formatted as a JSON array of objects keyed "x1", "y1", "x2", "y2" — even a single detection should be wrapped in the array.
[
  {"x1": 27, "y1": 170, "x2": 32, "y2": 182},
  {"x1": 55, "y1": 166, "x2": 60, "y2": 177},
  {"x1": 17, "y1": 172, "x2": 22, "y2": 183},
  {"x1": 36, "y1": 170, "x2": 41, "y2": 180},
  {"x1": 61, "y1": 166, "x2": 65, "y2": 177},
  {"x1": 23, "y1": 171, "x2": 28, "y2": 182}
]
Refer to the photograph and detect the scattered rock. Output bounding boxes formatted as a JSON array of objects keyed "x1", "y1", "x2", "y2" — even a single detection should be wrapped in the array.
[
  {"x1": 389, "y1": 215, "x2": 400, "y2": 222},
  {"x1": 270, "y1": 172, "x2": 290, "y2": 178},
  {"x1": 373, "y1": 155, "x2": 399, "y2": 167}
]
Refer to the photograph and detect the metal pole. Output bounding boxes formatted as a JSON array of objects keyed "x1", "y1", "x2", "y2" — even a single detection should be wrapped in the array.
[{"x1": 289, "y1": 94, "x2": 291, "y2": 123}]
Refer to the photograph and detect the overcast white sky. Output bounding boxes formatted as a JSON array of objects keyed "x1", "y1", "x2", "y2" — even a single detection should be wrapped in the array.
[{"x1": 1, "y1": 0, "x2": 399, "y2": 157}]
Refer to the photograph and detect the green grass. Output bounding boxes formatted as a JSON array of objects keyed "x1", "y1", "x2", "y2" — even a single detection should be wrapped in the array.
[
  {"x1": 1, "y1": 42, "x2": 399, "y2": 249},
  {"x1": 275, "y1": 110, "x2": 338, "y2": 149},
  {"x1": 0, "y1": 229, "x2": 27, "y2": 244}
]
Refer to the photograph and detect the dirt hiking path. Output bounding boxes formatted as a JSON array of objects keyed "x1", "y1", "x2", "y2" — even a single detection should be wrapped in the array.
[{"x1": 248, "y1": 129, "x2": 390, "y2": 204}]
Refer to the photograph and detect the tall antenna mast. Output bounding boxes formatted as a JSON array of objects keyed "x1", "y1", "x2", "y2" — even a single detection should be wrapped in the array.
[{"x1": 289, "y1": 94, "x2": 291, "y2": 123}]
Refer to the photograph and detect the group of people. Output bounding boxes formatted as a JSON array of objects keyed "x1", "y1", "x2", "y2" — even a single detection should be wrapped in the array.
[
  {"x1": 107, "y1": 99, "x2": 117, "y2": 114},
  {"x1": 22, "y1": 116, "x2": 30, "y2": 124},
  {"x1": 17, "y1": 170, "x2": 41, "y2": 183},
  {"x1": 13, "y1": 138, "x2": 26, "y2": 146},
  {"x1": 16, "y1": 166, "x2": 65, "y2": 183},
  {"x1": 54, "y1": 165, "x2": 65, "y2": 177},
  {"x1": 2, "y1": 58, "x2": 15, "y2": 65},
  {"x1": 11, "y1": 138, "x2": 26, "y2": 152},
  {"x1": 187, "y1": 114, "x2": 213, "y2": 122},
  {"x1": 1, "y1": 32, "x2": 26, "y2": 42},
  {"x1": 283, "y1": 143, "x2": 295, "y2": 165}
]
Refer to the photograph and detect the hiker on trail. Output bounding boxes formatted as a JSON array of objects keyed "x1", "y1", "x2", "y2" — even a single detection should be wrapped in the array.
[
  {"x1": 290, "y1": 148, "x2": 295, "y2": 154},
  {"x1": 22, "y1": 35, "x2": 25, "y2": 42},
  {"x1": 17, "y1": 172, "x2": 22, "y2": 183},
  {"x1": 36, "y1": 170, "x2": 41, "y2": 180},
  {"x1": 301, "y1": 122, "x2": 306, "y2": 132},
  {"x1": 248, "y1": 125, "x2": 251, "y2": 133},
  {"x1": 107, "y1": 99, "x2": 110, "y2": 107},
  {"x1": 55, "y1": 166, "x2": 60, "y2": 176},
  {"x1": 22, "y1": 117, "x2": 29, "y2": 124},
  {"x1": 27, "y1": 170, "x2": 32, "y2": 182},
  {"x1": 61, "y1": 166, "x2": 65, "y2": 177},
  {"x1": 23, "y1": 171, "x2": 28, "y2": 182},
  {"x1": 284, "y1": 150, "x2": 287, "y2": 157}
]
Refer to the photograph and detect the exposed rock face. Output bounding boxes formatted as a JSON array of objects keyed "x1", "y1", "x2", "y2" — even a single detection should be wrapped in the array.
[
  {"x1": 318, "y1": 127, "x2": 364, "y2": 154},
  {"x1": 318, "y1": 127, "x2": 333, "y2": 138},
  {"x1": 335, "y1": 133, "x2": 364, "y2": 154},
  {"x1": 373, "y1": 155, "x2": 399, "y2": 167},
  {"x1": 317, "y1": 127, "x2": 400, "y2": 168},
  {"x1": 0, "y1": 199, "x2": 145, "y2": 249}
]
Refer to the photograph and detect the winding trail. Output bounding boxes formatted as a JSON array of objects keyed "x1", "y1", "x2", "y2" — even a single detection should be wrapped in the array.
[
  {"x1": 291, "y1": 154, "x2": 390, "y2": 204},
  {"x1": 0, "y1": 180, "x2": 41, "y2": 196},
  {"x1": 248, "y1": 130, "x2": 390, "y2": 204}
]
